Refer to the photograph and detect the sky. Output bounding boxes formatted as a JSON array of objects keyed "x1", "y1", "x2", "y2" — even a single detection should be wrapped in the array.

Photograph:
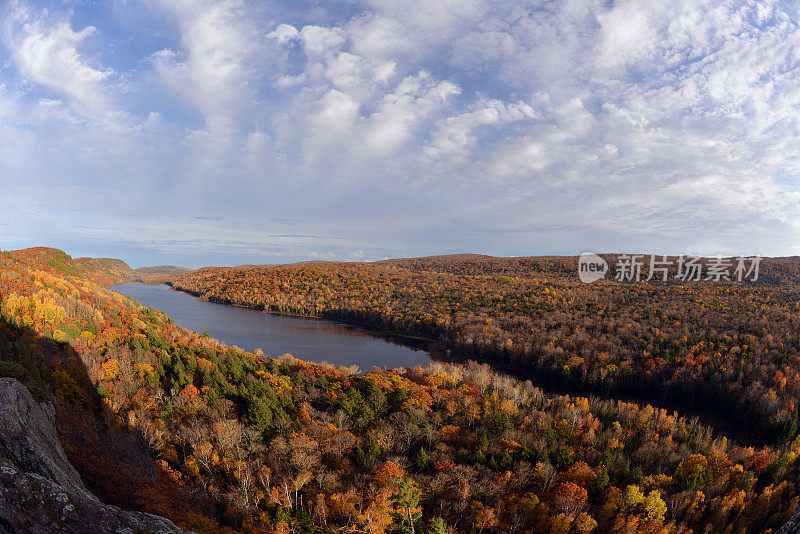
[{"x1": 1, "y1": 0, "x2": 800, "y2": 268}]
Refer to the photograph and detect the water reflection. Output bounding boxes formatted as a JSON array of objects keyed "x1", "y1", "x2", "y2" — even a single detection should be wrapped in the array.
[{"x1": 110, "y1": 283, "x2": 437, "y2": 370}]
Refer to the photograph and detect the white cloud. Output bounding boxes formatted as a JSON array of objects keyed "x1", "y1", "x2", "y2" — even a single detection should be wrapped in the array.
[
  {"x1": 365, "y1": 72, "x2": 460, "y2": 155},
  {"x1": 297, "y1": 26, "x2": 346, "y2": 55},
  {"x1": 4, "y1": 0, "x2": 800, "y2": 262},
  {"x1": 148, "y1": 0, "x2": 258, "y2": 132},
  {"x1": 426, "y1": 99, "x2": 537, "y2": 159},
  {"x1": 268, "y1": 24, "x2": 298, "y2": 44},
  {"x1": 3, "y1": 2, "x2": 122, "y2": 127},
  {"x1": 306, "y1": 88, "x2": 360, "y2": 154}
]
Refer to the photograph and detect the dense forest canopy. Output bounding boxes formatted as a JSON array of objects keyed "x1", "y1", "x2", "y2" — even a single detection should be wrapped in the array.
[
  {"x1": 170, "y1": 254, "x2": 800, "y2": 444},
  {"x1": 2, "y1": 248, "x2": 800, "y2": 533}
]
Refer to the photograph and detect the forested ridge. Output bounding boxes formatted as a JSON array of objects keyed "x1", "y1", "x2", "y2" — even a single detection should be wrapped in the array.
[
  {"x1": 2, "y1": 248, "x2": 800, "y2": 533},
  {"x1": 169, "y1": 254, "x2": 800, "y2": 445}
]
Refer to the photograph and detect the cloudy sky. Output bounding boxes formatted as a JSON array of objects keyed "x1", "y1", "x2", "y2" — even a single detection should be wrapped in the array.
[{"x1": 1, "y1": 0, "x2": 799, "y2": 267}]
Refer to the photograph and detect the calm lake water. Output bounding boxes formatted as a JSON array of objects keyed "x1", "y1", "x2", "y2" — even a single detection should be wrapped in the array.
[{"x1": 110, "y1": 283, "x2": 436, "y2": 370}]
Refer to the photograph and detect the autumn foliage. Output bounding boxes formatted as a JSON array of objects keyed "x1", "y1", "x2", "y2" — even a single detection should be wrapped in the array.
[
  {"x1": 1, "y1": 248, "x2": 800, "y2": 533},
  {"x1": 170, "y1": 253, "x2": 800, "y2": 444}
]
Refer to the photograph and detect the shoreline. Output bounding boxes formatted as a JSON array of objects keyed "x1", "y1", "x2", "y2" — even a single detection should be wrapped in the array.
[
  {"x1": 111, "y1": 281, "x2": 444, "y2": 360},
  {"x1": 114, "y1": 281, "x2": 765, "y2": 446},
  {"x1": 163, "y1": 282, "x2": 442, "y2": 346}
]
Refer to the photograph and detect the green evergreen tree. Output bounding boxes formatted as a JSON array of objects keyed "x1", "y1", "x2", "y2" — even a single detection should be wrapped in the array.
[
  {"x1": 426, "y1": 517, "x2": 447, "y2": 534},
  {"x1": 391, "y1": 476, "x2": 422, "y2": 534}
]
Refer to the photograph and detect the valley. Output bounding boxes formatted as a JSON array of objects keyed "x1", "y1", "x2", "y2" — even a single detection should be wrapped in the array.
[{"x1": 1, "y1": 248, "x2": 800, "y2": 533}]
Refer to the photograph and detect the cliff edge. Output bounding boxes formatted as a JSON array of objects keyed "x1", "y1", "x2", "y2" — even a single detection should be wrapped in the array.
[{"x1": 0, "y1": 377, "x2": 185, "y2": 534}]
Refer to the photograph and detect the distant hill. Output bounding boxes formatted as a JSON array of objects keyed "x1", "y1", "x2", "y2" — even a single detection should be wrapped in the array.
[
  {"x1": 135, "y1": 265, "x2": 192, "y2": 274},
  {"x1": 2, "y1": 248, "x2": 201, "y2": 286},
  {"x1": 377, "y1": 252, "x2": 800, "y2": 284},
  {"x1": 6, "y1": 247, "x2": 135, "y2": 286}
]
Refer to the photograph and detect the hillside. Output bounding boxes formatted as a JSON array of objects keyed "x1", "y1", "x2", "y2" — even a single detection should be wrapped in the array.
[
  {"x1": 168, "y1": 254, "x2": 800, "y2": 445},
  {"x1": 136, "y1": 265, "x2": 193, "y2": 275},
  {"x1": 0, "y1": 247, "x2": 799, "y2": 532},
  {"x1": 6, "y1": 247, "x2": 135, "y2": 286},
  {"x1": 377, "y1": 253, "x2": 800, "y2": 284}
]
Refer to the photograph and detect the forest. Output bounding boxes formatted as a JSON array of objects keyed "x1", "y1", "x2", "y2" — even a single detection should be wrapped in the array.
[
  {"x1": 169, "y1": 254, "x2": 800, "y2": 444},
  {"x1": 1, "y1": 248, "x2": 800, "y2": 533}
]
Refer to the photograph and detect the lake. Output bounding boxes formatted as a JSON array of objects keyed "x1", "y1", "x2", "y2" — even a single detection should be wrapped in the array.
[{"x1": 110, "y1": 283, "x2": 436, "y2": 370}]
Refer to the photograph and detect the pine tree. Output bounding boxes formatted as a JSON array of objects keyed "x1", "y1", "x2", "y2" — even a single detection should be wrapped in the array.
[{"x1": 391, "y1": 476, "x2": 422, "y2": 534}]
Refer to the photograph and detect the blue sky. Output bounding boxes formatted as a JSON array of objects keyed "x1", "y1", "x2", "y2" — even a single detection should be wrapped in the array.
[{"x1": 1, "y1": 0, "x2": 800, "y2": 267}]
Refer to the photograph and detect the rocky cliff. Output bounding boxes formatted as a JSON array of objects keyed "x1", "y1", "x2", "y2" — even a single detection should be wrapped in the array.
[
  {"x1": 779, "y1": 507, "x2": 800, "y2": 534},
  {"x1": 0, "y1": 377, "x2": 185, "y2": 534}
]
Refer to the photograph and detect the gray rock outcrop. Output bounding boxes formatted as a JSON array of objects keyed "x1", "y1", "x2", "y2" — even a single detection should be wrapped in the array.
[
  {"x1": 778, "y1": 505, "x2": 800, "y2": 534},
  {"x1": 0, "y1": 377, "x2": 185, "y2": 533}
]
